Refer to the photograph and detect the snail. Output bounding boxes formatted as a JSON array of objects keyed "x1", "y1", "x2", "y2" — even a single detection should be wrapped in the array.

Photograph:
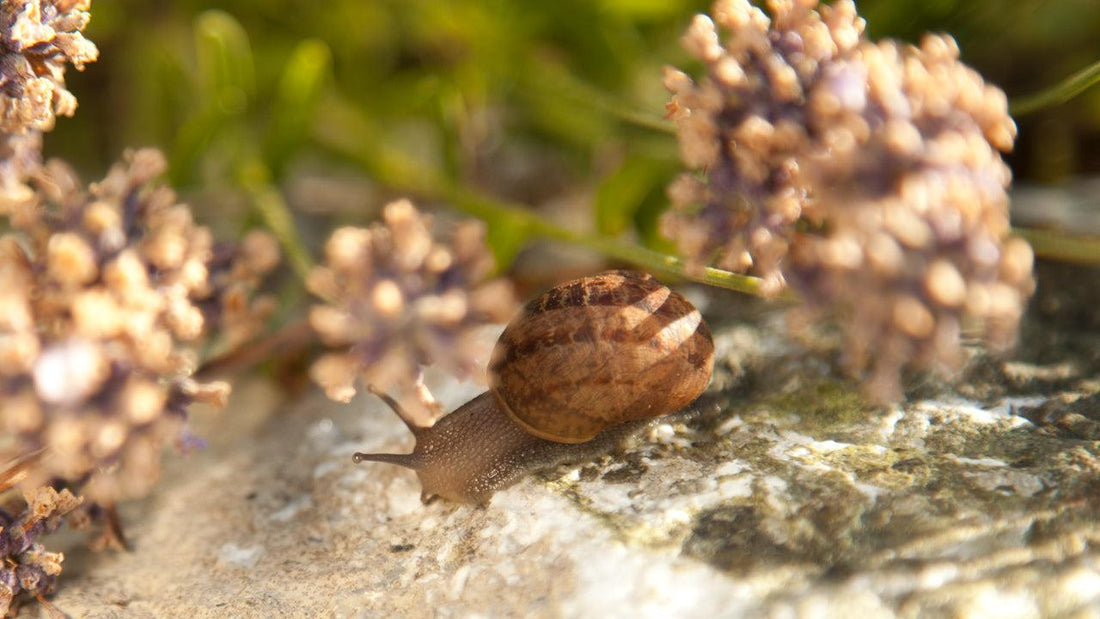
[{"x1": 354, "y1": 270, "x2": 715, "y2": 504}]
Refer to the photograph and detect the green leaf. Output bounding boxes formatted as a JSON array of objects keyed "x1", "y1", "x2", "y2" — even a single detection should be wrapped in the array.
[
  {"x1": 434, "y1": 84, "x2": 467, "y2": 184},
  {"x1": 194, "y1": 10, "x2": 255, "y2": 114},
  {"x1": 484, "y1": 211, "x2": 533, "y2": 272},
  {"x1": 595, "y1": 156, "x2": 665, "y2": 236},
  {"x1": 634, "y1": 185, "x2": 677, "y2": 254},
  {"x1": 263, "y1": 38, "x2": 333, "y2": 177},
  {"x1": 595, "y1": 0, "x2": 695, "y2": 21},
  {"x1": 170, "y1": 106, "x2": 223, "y2": 187},
  {"x1": 236, "y1": 158, "x2": 314, "y2": 279},
  {"x1": 172, "y1": 11, "x2": 256, "y2": 186}
]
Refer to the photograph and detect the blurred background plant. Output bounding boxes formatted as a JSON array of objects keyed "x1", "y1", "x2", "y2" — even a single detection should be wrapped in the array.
[
  {"x1": 2, "y1": 0, "x2": 1100, "y2": 613},
  {"x1": 55, "y1": 0, "x2": 1096, "y2": 392},
  {"x1": 52, "y1": 0, "x2": 1100, "y2": 249}
]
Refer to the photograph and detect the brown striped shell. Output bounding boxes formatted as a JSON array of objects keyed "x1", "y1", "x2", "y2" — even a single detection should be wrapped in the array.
[
  {"x1": 489, "y1": 270, "x2": 714, "y2": 443},
  {"x1": 354, "y1": 270, "x2": 715, "y2": 503}
]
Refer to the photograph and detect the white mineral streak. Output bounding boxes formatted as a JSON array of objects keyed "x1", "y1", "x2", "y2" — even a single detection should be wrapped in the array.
[
  {"x1": 269, "y1": 496, "x2": 313, "y2": 522},
  {"x1": 216, "y1": 543, "x2": 264, "y2": 569}
]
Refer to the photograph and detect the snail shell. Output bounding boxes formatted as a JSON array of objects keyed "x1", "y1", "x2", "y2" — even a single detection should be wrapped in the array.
[
  {"x1": 491, "y1": 270, "x2": 713, "y2": 443},
  {"x1": 354, "y1": 270, "x2": 714, "y2": 504}
]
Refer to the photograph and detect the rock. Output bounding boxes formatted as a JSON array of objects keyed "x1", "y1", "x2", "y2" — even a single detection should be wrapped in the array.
[{"x1": 26, "y1": 279, "x2": 1100, "y2": 618}]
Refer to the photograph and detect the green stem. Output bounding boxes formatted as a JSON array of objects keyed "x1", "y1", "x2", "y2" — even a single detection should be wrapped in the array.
[
  {"x1": 1013, "y1": 227, "x2": 1100, "y2": 265},
  {"x1": 591, "y1": 101, "x2": 676, "y2": 136},
  {"x1": 314, "y1": 97, "x2": 1100, "y2": 302},
  {"x1": 313, "y1": 100, "x2": 776, "y2": 298},
  {"x1": 236, "y1": 158, "x2": 314, "y2": 279},
  {"x1": 1010, "y1": 58, "x2": 1100, "y2": 116},
  {"x1": 523, "y1": 60, "x2": 676, "y2": 135},
  {"x1": 447, "y1": 185, "x2": 783, "y2": 297}
]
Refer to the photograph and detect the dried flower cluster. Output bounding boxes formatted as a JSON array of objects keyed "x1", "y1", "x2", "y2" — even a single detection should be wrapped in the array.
[
  {"x1": 662, "y1": 0, "x2": 850, "y2": 292},
  {"x1": 0, "y1": 0, "x2": 98, "y2": 213},
  {"x1": 664, "y1": 0, "x2": 1033, "y2": 400},
  {"x1": 201, "y1": 230, "x2": 281, "y2": 353},
  {"x1": 309, "y1": 199, "x2": 517, "y2": 418},
  {"x1": 0, "y1": 149, "x2": 277, "y2": 503},
  {"x1": 0, "y1": 486, "x2": 81, "y2": 614},
  {"x1": 0, "y1": 1, "x2": 283, "y2": 610}
]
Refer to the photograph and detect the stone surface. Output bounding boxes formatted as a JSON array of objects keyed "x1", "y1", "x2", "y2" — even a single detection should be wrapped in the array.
[{"x1": 25, "y1": 274, "x2": 1100, "y2": 618}]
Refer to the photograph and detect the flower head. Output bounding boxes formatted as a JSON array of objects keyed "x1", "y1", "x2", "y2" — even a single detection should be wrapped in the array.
[
  {"x1": 0, "y1": 149, "x2": 276, "y2": 502},
  {"x1": 0, "y1": 0, "x2": 98, "y2": 210},
  {"x1": 662, "y1": 0, "x2": 865, "y2": 292},
  {"x1": 790, "y1": 31, "x2": 1028, "y2": 400},
  {"x1": 665, "y1": 0, "x2": 1032, "y2": 401},
  {"x1": 309, "y1": 199, "x2": 517, "y2": 416},
  {"x1": 0, "y1": 486, "x2": 82, "y2": 615}
]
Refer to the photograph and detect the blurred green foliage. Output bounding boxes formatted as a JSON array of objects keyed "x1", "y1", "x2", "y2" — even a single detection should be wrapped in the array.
[{"x1": 48, "y1": 0, "x2": 1100, "y2": 270}]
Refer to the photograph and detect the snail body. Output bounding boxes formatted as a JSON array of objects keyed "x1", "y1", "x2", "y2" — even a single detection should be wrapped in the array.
[{"x1": 354, "y1": 270, "x2": 714, "y2": 504}]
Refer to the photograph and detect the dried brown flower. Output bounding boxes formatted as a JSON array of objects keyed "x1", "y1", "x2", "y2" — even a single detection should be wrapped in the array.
[
  {"x1": 662, "y1": 0, "x2": 865, "y2": 291},
  {"x1": 309, "y1": 199, "x2": 517, "y2": 419},
  {"x1": 0, "y1": 0, "x2": 98, "y2": 213},
  {"x1": 790, "y1": 32, "x2": 1029, "y2": 400},
  {"x1": 665, "y1": 0, "x2": 1033, "y2": 401},
  {"x1": 0, "y1": 485, "x2": 82, "y2": 615},
  {"x1": 0, "y1": 2, "x2": 280, "y2": 609},
  {"x1": 0, "y1": 149, "x2": 277, "y2": 504},
  {"x1": 198, "y1": 229, "x2": 281, "y2": 354}
]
